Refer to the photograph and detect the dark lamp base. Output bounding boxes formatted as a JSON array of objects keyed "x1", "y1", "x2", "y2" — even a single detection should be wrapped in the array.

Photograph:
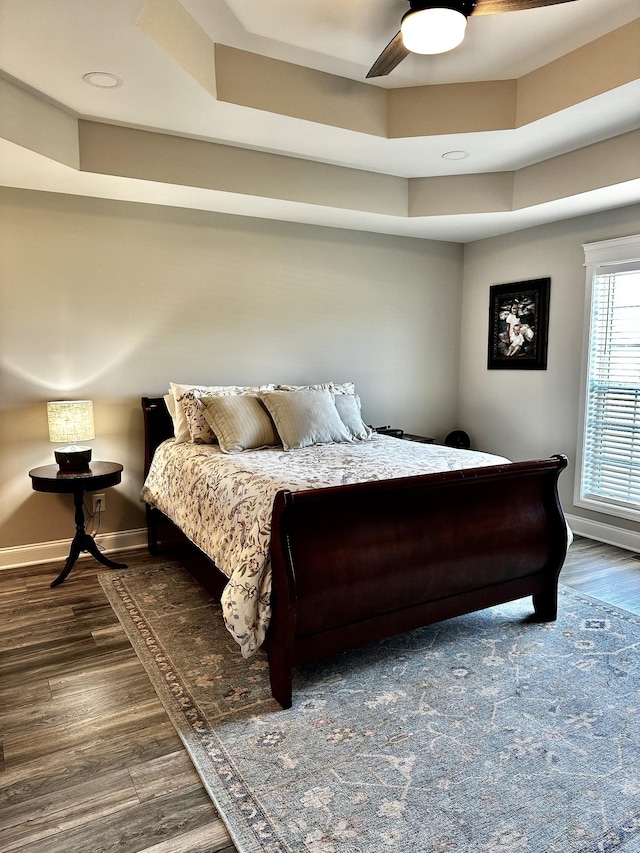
[{"x1": 55, "y1": 446, "x2": 92, "y2": 472}]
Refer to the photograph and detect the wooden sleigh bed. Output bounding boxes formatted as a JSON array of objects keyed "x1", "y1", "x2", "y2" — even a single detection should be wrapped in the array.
[{"x1": 142, "y1": 395, "x2": 569, "y2": 709}]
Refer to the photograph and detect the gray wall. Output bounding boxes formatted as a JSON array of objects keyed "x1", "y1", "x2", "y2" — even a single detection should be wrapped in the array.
[
  {"x1": 0, "y1": 188, "x2": 463, "y2": 552},
  {"x1": 4, "y1": 186, "x2": 639, "y2": 558},
  {"x1": 459, "y1": 201, "x2": 640, "y2": 536}
]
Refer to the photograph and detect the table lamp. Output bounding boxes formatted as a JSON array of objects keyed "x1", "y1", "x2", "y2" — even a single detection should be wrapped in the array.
[{"x1": 47, "y1": 400, "x2": 95, "y2": 472}]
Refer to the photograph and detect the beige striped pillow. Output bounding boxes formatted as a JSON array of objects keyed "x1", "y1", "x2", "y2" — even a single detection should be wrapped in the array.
[{"x1": 198, "y1": 395, "x2": 279, "y2": 453}]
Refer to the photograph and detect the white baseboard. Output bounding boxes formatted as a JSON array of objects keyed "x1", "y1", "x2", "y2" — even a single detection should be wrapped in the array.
[
  {"x1": 0, "y1": 528, "x2": 148, "y2": 570},
  {"x1": 565, "y1": 513, "x2": 640, "y2": 554}
]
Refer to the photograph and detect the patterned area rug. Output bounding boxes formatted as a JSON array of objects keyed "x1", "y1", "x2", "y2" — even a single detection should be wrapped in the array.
[{"x1": 99, "y1": 563, "x2": 640, "y2": 853}]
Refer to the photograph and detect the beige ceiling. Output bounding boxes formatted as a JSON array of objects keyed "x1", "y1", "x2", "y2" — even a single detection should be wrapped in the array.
[{"x1": 0, "y1": 0, "x2": 639, "y2": 242}]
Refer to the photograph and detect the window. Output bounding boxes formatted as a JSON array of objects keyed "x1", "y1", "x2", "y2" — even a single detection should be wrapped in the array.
[{"x1": 576, "y1": 235, "x2": 640, "y2": 521}]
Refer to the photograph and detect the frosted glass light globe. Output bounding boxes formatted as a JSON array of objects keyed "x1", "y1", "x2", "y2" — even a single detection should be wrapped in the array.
[{"x1": 401, "y1": 8, "x2": 467, "y2": 55}]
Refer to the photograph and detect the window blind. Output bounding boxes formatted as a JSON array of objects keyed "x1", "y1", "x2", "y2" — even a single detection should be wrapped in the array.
[{"x1": 581, "y1": 267, "x2": 640, "y2": 513}]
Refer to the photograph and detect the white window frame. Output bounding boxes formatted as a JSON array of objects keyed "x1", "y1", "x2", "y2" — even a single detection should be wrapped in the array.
[{"x1": 575, "y1": 234, "x2": 640, "y2": 522}]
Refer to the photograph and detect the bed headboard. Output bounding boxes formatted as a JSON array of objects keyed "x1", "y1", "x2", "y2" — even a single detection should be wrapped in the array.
[{"x1": 141, "y1": 396, "x2": 174, "y2": 476}]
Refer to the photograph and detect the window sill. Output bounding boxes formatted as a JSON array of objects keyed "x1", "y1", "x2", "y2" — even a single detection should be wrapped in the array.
[{"x1": 575, "y1": 495, "x2": 640, "y2": 525}]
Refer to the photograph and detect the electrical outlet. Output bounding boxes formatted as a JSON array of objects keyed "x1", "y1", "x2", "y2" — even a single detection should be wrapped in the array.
[{"x1": 92, "y1": 493, "x2": 106, "y2": 513}]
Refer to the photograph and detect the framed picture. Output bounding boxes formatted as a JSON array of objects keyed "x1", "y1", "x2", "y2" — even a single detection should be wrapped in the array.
[{"x1": 487, "y1": 277, "x2": 550, "y2": 370}]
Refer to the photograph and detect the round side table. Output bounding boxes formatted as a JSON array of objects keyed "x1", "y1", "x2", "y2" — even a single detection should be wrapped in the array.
[{"x1": 29, "y1": 461, "x2": 128, "y2": 588}]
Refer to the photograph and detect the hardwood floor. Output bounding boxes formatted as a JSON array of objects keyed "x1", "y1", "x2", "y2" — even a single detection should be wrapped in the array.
[
  {"x1": 0, "y1": 549, "x2": 235, "y2": 853},
  {"x1": 1, "y1": 535, "x2": 638, "y2": 852},
  {"x1": 560, "y1": 534, "x2": 640, "y2": 615}
]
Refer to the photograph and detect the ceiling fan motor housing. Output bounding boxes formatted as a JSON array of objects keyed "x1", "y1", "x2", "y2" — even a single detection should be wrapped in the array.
[{"x1": 407, "y1": 0, "x2": 477, "y2": 15}]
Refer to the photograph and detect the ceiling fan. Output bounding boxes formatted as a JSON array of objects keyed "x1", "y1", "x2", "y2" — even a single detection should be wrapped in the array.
[{"x1": 366, "y1": 0, "x2": 578, "y2": 78}]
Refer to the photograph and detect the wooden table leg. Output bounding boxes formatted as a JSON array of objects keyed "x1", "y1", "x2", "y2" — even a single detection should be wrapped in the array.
[{"x1": 50, "y1": 490, "x2": 127, "y2": 587}]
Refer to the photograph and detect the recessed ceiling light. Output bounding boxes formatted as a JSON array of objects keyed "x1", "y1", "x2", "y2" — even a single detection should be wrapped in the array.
[
  {"x1": 82, "y1": 71, "x2": 122, "y2": 89},
  {"x1": 442, "y1": 150, "x2": 470, "y2": 161}
]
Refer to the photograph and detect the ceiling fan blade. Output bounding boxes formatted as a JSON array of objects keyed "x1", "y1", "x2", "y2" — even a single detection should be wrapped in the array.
[
  {"x1": 472, "y1": 0, "x2": 578, "y2": 14},
  {"x1": 366, "y1": 31, "x2": 410, "y2": 78}
]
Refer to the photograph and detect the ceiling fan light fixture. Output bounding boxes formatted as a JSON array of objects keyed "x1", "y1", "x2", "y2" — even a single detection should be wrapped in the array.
[{"x1": 400, "y1": 7, "x2": 468, "y2": 55}]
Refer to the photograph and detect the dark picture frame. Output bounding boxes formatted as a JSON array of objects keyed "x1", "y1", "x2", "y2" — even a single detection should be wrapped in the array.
[{"x1": 488, "y1": 278, "x2": 550, "y2": 370}]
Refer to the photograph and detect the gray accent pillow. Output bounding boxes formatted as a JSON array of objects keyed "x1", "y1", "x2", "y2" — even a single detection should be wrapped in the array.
[
  {"x1": 199, "y1": 395, "x2": 280, "y2": 453},
  {"x1": 334, "y1": 393, "x2": 374, "y2": 440},
  {"x1": 259, "y1": 389, "x2": 352, "y2": 451}
]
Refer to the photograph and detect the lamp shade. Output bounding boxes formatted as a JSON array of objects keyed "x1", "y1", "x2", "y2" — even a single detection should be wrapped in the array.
[
  {"x1": 401, "y1": 7, "x2": 467, "y2": 55},
  {"x1": 47, "y1": 400, "x2": 95, "y2": 443}
]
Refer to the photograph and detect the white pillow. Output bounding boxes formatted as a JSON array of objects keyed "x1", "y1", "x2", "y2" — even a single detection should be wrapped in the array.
[
  {"x1": 332, "y1": 381, "x2": 357, "y2": 397},
  {"x1": 199, "y1": 395, "x2": 279, "y2": 453},
  {"x1": 276, "y1": 381, "x2": 356, "y2": 397},
  {"x1": 169, "y1": 383, "x2": 275, "y2": 444},
  {"x1": 275, "y1": 382, "x2": 333, "y2": 394},
  {"x1": 163, "y1": 394, "x2": 178, "y2": 436},
  {"x1": 169, "y1": 383, "x2": 229, "y2": 443},
  {"x1": 259, "y1": 389, "x2": 352, "y2": 451},
  {"x1": 334, "y1": 393, "x2": 373, "y2": 441}
]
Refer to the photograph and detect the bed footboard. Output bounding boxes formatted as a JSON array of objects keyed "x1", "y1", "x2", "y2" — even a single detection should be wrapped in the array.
[{"x1": 267, "y1": 455, "x2": 568, "y2": 708}]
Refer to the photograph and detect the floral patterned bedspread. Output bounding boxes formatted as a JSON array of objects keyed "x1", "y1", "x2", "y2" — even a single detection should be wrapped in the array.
[{"x1": 140, "y1": 436, "x2": 510, "y2": 657}]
